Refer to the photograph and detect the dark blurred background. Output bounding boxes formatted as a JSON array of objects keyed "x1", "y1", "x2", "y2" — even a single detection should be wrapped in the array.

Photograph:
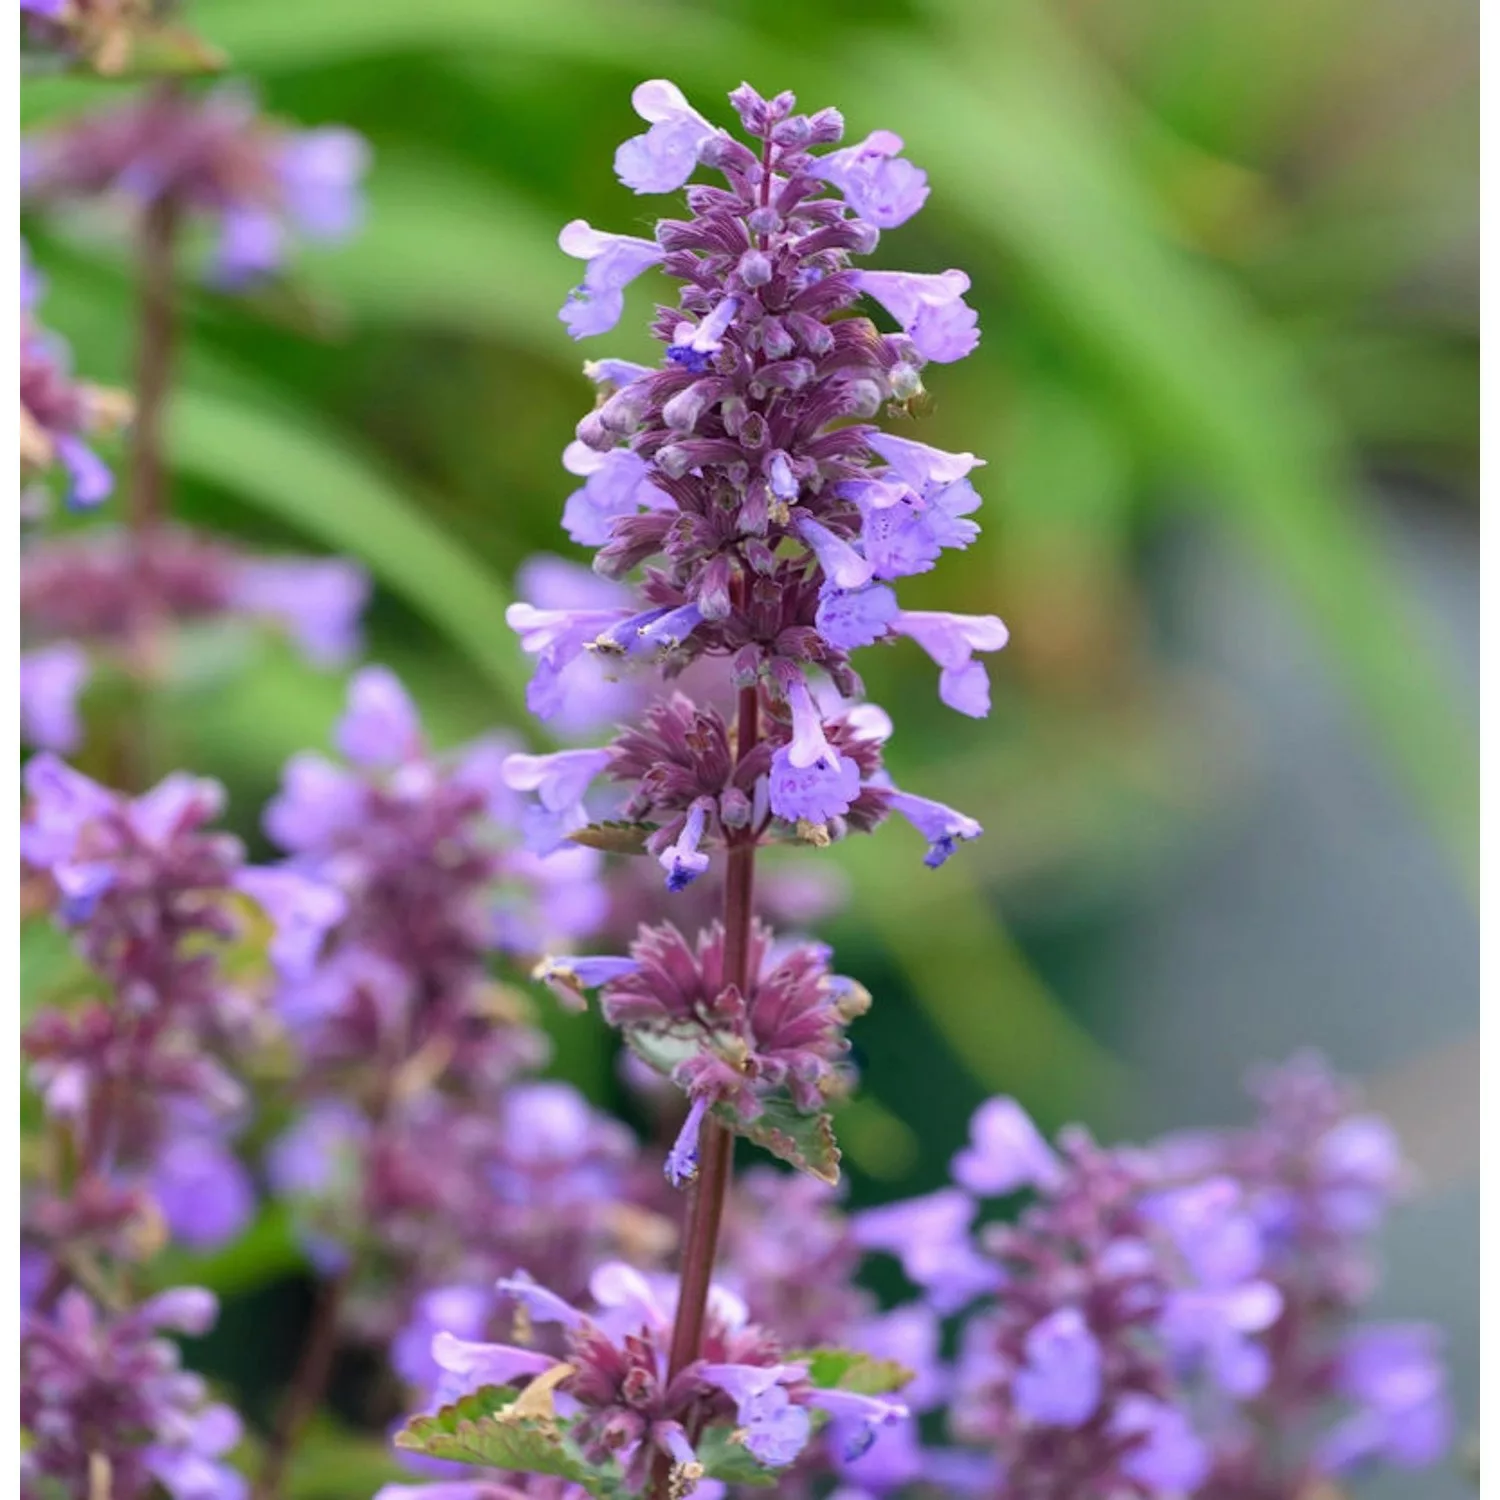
[{"x1": 21, "y1": 0, "x2": 1478, "y2": 1492}]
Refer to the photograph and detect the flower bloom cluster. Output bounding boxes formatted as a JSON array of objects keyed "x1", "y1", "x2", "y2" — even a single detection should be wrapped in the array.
[
  {"x1": 384, "y1": 1261, "x2": 905, "y2": 1499},
  {"x1": 504, "y1": 78, "x2": 997, "y2": 876},
  {"x1": 546, "y1": 920, "x2": 869, "y2": 1186},
  {"x1": 17, "y1": 753, "x2": 330, "y2": 1497},
  {"x1": 260, "y1": 669, "x2": 653, "y2": 1335},
  {"x1": 19, "y1": 523, "x2": 370, "y2": 753},
  {"x1": 20, "y1": 241, "x2": 128, "y2": 515},
  {"x1": 853, "y1": 1056, "x2": 1453, "y2": 1497},
  {"x1": 1159, "y1": 1052, "x2": 1453, "y2": 1491},
  {"x1": 20, "y1": 754, "x2": 340, "y2": 1262},
  {"x1": 21, "y1": 1287, "x2": 246, "y2": 1500},
  {"x1": 23, "y1": 83, "x2": 368, "y2": 286}
]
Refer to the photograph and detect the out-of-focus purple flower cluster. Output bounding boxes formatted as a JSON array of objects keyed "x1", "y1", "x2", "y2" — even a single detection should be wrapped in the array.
[
  {"x1": 259, "y1": 670, "x2": 658, "y2": 1337},
  {"x1": 20, "y1": 240, "x2": 127, "y2": 516},
  {"x1": 17, "y1": 752, "x2": 323, "y2": 1500},
  {"x1": 21, "y1": 1286, "x2": 245, "y2": 1500},
  {"x1": 19, "y1": 523, "x2": 370, "y2": 753},
  {"x1": 22, "y1": 83, "x2": 368, "y2": 286},
  {"x1": 504, "y1": 78, "x2": 996, "y2": 876},
  {"x1": 852, "y1": 1055, "x2": 1452, "y2": 1498},
  {"x1": 20, "y1": 754, "x2": 340, "y2": 1265}
]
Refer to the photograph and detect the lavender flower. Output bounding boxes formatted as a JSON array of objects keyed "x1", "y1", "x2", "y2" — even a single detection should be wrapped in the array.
[
  {"x1": 23, "y1": 86, "x2": 368, "y2": 286},
  {"x1": 21, "y1": 1287, "x2": 246, "y2": 1500},
  {"x1": 19, "y1": 754, "x2": 341, "y2": 1271},
  {"x1": 505, "y1": 77, "x2": 993, "y2": 869},
  {"x1": 862, "y1": 1061, "x2": 1453, "y2": 1499}
]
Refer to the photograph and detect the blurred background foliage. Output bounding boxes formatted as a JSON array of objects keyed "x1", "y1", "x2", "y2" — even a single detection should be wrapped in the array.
[{"x1": 21, "y1": 0, "x2": 1478, "y2": 1482}]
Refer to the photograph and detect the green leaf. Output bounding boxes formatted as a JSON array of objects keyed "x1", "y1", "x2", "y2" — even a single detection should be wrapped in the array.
[
  {"x1": 569, "y1": 820, "x2": 657, "y2": 857},
  {"x1": 298, "y1": 153, "x2": 571, "y2": 361},
  {"x1": 20, "y1": 919, "x2": 95, "y2": 1021},
  {"x1": 190, "y1": 0, "x2": 770, "y2": 76},
  {"x1": 394, "y1": 1382, "x2": 614, "y2": 1494},
  {"x1": 624, "y1": 1028, "x2": 842, "y2": 1184},
  {"x1": 622, "y1": 1023, "x2": 709, "y2": 1080},
  {"x1": 716, "y1": 1097, "x2": 841, "y2": 1187},
  {"x1": 168, "y1": 388, "x2": 530, "y2": 714},
  {"x1": 287, "y1": 1419, "x2": 407, "y2": 1500},
  {"x1": 791, "y1": 1348, "x2": 914, "y2": 1398},
  {"x1": 694, "y1": 1427, "x2": 779, "y2": 1487}
]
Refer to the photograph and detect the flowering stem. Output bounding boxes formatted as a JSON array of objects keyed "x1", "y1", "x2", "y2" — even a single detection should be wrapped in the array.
[
  {"x1": 121, "y1": 103, "x2": 182, "y2": 786},
  {"x1": 652, "y1": 683, "x2": 760, "y2": 1494}
]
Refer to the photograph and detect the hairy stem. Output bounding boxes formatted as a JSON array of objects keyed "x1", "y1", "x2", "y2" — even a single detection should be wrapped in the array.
[
  {"x1": 653, "y1": 684, "x2": 761, "y2": 1494},
  {"x1": 253, "y1": 1269, "x2": 350, "y2": 1500}
]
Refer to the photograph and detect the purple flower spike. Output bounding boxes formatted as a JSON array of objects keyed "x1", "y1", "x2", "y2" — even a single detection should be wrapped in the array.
[
  {"x1": 893, "y1": 610, "x2": 1009, "y2": 717},
  {"x1": 1013, "y1": 1308, "x2": 1104, "y2": 1426},
  {"x1": 819, "y1": 129, "x2": 929, "y2": 229},
  {"x1": 855, "y1": 269, "x2": 980, "y2": 363},
  {"x1": 665, "y1": 1094, "x2": 711, "y2": 1186},
  {"x1": 658, "y1": 798, "x2": 713, "y2": 892},
  {"x1": 880, "y1": 787, "x2": 983, "y2": 867},
  {"x1": 614, "y1": 79, "x2": 720, "y2": 194},
  {"x1": 953, "y1": 1095, "x2": 1061, "y2": 1197},
  {"x1": 558, "y1": 220, "x2": 666, "y2": 338}
]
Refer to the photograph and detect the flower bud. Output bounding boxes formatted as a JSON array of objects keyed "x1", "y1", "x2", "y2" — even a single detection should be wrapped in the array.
[{"x1": 738, "y1": 249, "x2": 774, "y2": 287}]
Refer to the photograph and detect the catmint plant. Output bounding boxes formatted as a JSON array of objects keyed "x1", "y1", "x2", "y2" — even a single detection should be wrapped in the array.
[
  {"x1": 18, "y1": 751, "x2": 343, "y2": 1500},
  {"x1": 392, "y1": 77, "x2": 995, "y2": 1497},
  {"x1": 852, "y1": 1056, "x2": 1453, "y2": 1497}
]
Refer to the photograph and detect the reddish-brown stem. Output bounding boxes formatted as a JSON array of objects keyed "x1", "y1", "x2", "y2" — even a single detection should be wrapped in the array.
[
  {"x1": 120, "y1": 129, "x2": 181, "y2": 788},
  {"x1": 652, "y1": 685, "x2": 761, "y2": 1495},
  {"x1": 253, "y1": 1269, "x2": 350, "y2": 1500}
]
